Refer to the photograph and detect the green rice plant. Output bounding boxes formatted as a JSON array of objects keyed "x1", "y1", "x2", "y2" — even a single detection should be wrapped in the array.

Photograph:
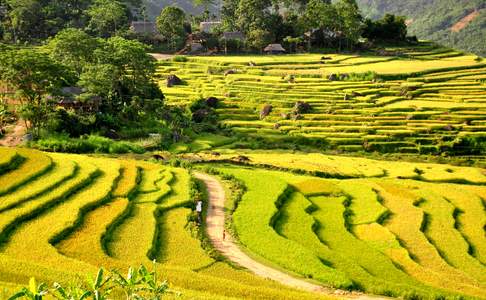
[
  {"x1": 0, "y1": 156, "x2": 77, "y2": 213},
  {"x1": 152, "y1": 207, "x2": 213, "y2": 269},
  {"x1": 138, "y1": 165, "x2": 165, "y2": 193},
  {"x1": 336, "y1": 181, "x2": 388, "y2": 225},
  {"x1": 112, "y1": 161, "x2": 140, "y2": 198},
  {"x1": 411, "y1": 186, "x2": 486, "y2": 282},
  {"x1": 0, "y1": 148, "x2": 21, "y2": 175},
  {"x1": 0, "y1": 157, "x2": 99, "y2": 245},
  {"x1": 433, "y1": 185, "x2": 486, "y2": 265},
  {"x1": 0, "y1": 155, "x2": 120, "y2": 276},
  {"x1": 217, "y1": 167, "x2": 355, "y2": 288},
  {"x1": 373, "y1": 182, "x2": 483, "y2": 288},
  {"x1": 0, "y1": 149, "x2": 53, "y2": 197},
  {"x1": 308, "y1": 194, "x2": 433, "y2": 297},
  {"x1": 275, "y1": 190, "x2": 404, "y2": 294},
  {"x1": 56, "y1": 197, "x2": 129, "y2": 265},
  {"x1": 351, "y1": 195, "x2": 485, "y2": 298}
]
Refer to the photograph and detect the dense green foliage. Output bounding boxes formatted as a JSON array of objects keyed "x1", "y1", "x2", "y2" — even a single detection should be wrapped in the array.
[
  {"x1": 0, "y1": 29, "x2": 203, "y2": 150},
  {"x1": 0, "y1": 0, "x2": 143, "y2": 43},
  {"x1": 357, "y1": 0, "x2": 486, "y2": 56}
]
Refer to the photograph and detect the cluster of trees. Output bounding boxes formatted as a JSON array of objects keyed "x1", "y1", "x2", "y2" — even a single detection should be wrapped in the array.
[
  {"x1": 0, "y1": 0, "x2": 411, "y2": 52},
  {"x1": 220, "y1": 0, "x2": 366, "y2": 51},
  {"x1": 153, "y1": 0, "x2": 411, "y2": 53},
  {"x1": 0, "y1": 0, "x2": 145, "y2": 42},
  {"x1": 0, "y1": 29, "x2": 194, "y2": 144}
]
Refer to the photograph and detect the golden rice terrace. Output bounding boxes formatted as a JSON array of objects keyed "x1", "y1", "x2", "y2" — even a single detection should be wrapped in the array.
[{"x1": 159, "y1": 44, "x2": 486, "y2": 156}]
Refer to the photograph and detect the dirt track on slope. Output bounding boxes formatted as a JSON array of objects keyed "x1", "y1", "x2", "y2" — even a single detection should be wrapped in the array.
[
  {"x1": 193, "y1": 172, "x2": 387, "y2": 300},
  {"x1": 451, "y1": 10, "x2": 481, "y2": 32},
  {"x1": 0, "y1": 120, "x2": 26, "y2": 147}
]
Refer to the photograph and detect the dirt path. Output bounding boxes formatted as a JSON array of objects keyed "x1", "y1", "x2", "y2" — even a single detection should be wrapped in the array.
[
  {"x1": 451, "y1": 10, "x2": 480, "y2": 32},
  {"x1": 193, "y1": 172, "x2": 387, "y2": 299},
  {"x1": 0, "y1": 120, "x2": 26, "y2": 147}
]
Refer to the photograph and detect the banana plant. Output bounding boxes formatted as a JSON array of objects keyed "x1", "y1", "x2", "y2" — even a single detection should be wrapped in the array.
[
  {"x1": 137, "y1": 261, "x2": 170, "y2": 300},
  {"x1": 51, "y1": 282, "x2": 90, "y2": 300},
  {"x1": 8, "y1": 278, "x2": 48, "y2": 300},
  {"x1": 112, "y1": 267, "x2": 144, "y2": 300},
  {"x1": 85, "y1": 268, "x2": 113, "y2": 300}
]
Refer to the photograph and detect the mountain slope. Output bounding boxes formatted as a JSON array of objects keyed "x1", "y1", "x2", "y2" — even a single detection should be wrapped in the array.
[{"x1": 357, "y1": 0, "x2": 486, "y2": 56}]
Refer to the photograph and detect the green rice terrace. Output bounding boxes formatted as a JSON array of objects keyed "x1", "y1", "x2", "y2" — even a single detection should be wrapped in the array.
[
  {"x1": 0, "y1": 145, "x2": 485, "y2": 299},
  {"x1": 159, "y1": 44, "x2": 486, "y2": 156}
]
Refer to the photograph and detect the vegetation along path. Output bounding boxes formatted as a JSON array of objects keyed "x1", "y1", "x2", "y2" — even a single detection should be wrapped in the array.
[{"x1": 194, "y1": 172, "x2": 387, "y2": 300}]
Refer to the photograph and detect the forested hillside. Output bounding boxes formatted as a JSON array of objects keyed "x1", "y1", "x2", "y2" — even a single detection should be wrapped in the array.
[{"x1": 357, "y1": 0, "x2": 486, "y2": 56}]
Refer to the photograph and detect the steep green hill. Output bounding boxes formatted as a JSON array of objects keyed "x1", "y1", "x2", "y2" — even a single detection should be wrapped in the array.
[{"x1": 357, "y1": 0, "x2": 486, "y2": 56}]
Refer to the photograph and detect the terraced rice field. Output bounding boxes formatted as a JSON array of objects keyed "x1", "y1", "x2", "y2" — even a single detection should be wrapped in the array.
[
  {"x1": 213, "y1": 153, "x2": 486, "y2": 299},
  {"x1": 159, "y1": 44, "x2": 486, "y2": 155},
  {"x1": 0, "y1": 147, "x2": 326, "y2": 300}
]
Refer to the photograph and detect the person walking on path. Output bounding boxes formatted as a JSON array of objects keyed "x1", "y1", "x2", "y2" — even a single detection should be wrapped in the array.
[{"x1": 196, "y1": 200, "x2": 203, "y2": 224}]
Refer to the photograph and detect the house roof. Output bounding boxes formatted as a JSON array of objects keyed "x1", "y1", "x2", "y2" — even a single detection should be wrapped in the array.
[
  {"x1": 264, "y1": 44, "x2": 286, "y2": 52},
  {"x1": 222, "y1": 31, "x2": 245, "y2": 40},
  {"x1": 131, "y1": 21, "x2": 158, "y2": 34}
]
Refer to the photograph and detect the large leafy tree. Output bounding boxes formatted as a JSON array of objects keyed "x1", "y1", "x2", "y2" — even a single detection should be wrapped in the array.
[
  {"x1": 77, "y1": 36, "x2": 163, "y2": 121},
  {"x1": 235, "y1": 0, "x2": 272, "y2": 34},
  {"x1": 335, "y1": 0, "x2": 363, "y2": 46},
  {"x1": 156, "y1": 6, "x2": 187, "y2": 51},
  {"x1": 246, "y1": 28, "x2": 272, "y2": 52},
  {"x1": 3, "y1": 0, "x2": 43, "y2": 43},
  {"x1": 221, "y1": 0, "x2": 239, "y2": 31},
  {"x1": 0, "y1": 49, "x2": 73, "y2": 137},
  {"x1": 47, "y1": 28, "x2": 101, "y2": 75},
  {"x1": 301, "y1": 0, "x2": 337, "y2": 32},
  {"x1": 87, "y1": 0, "x2": 129, "y2": 37}
]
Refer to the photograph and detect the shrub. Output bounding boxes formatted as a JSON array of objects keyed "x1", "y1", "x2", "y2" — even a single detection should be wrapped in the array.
[
  {"x1": 173, "y1": 55, "x2": 188, "y2": 62},
  {"x1": 31, "y1": 134, "x2": 145, "y2": 154}
]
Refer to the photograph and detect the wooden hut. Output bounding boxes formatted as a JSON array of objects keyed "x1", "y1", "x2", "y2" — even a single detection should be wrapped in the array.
[{"x1": 264, "y1": 44, "x2": 286, "y2": 54}]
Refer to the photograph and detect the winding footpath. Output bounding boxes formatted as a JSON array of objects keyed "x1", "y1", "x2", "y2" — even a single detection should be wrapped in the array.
[{"x1": 193, "y1": 172, "x2": 387, "y2": 300}]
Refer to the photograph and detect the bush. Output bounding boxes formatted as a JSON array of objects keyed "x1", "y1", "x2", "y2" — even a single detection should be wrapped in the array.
[
  {"x1": 173, "y1": 55, "x2": 188, "y2": 62},
  {"x1": 47, "y1": 108, "x2": 97, "y2": 137},
  {"x1": 31, "y1": 134, "x2": 145, "y2": 154}
]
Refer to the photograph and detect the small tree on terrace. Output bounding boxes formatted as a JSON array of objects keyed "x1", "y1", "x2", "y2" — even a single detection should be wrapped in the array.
[
  {"x1": 0, "y1": 49, "x2": 72, "y2": 138},
  {"x1": 156, "y1": 7, "x2": 187, "y2": 51},
  {"x1": 247, "y1": 28, "x2": 272, "y2": 53}
]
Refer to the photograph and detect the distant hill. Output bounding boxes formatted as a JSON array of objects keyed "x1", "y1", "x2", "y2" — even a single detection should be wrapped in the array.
[
  {"x1": 356, "y1": 0, "x2": 486, "y2": 56},
  {"x1": 143, "y1": 0, "x2": 219, "y2": 19}
]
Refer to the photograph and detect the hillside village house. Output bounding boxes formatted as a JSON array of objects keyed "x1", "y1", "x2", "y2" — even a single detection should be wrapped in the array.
[{"x1": 264, "y1": 44, "x2": 286, "y2": 54}]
